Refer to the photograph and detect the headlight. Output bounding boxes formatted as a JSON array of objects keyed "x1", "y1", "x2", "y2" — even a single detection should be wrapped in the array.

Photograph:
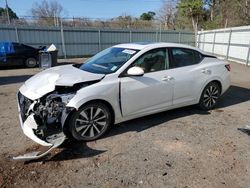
[
  {"x1": 46, "y1": 93, "x2": 75, "y2": 104},
  {"x1": 59, "y1": 93, "x2": 75, "y2": 104}
]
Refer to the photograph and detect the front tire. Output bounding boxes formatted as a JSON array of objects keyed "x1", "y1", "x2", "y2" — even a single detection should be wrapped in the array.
[
  {"x1": 199, "y1": 82, "x2": 221, "y2": 110},
  {"x1": 69, "y1": 102, "x2": 112, "y2": 141}
]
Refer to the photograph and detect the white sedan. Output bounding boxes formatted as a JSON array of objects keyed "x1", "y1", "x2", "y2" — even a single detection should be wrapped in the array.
[{"x1": 17, "y1": 42, "x2": 230, "y2": 151}]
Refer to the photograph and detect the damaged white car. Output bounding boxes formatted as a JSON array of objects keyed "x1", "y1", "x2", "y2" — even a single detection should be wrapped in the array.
[{"x1": 16, "y1": 42, "x2": 230, "y2": 160}]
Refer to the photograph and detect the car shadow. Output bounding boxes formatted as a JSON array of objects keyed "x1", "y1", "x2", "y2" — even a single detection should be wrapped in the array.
[
  {"x1": 48, "y1": 140, "x2": 106, "y2": 162},
  {"x1": 0, "y1": 65, "x2": 26, "y2": 70},
  {"x1": 45, "y1": 85, "x2": 250, "y2": 162},
  {"x1": 104, "y1": 106, "x2": 209, "y2": 139},
  {"x1": 216, "y1": 85, "x2": 250, "y2": 108},
  {"x1": 22, "y1": 140, "x2": 106, "y2": 164},
  {"x1": 0, "y1": 75, "x2": 33, "y2": 86},
  {"x1": 103, "y1": 85, "x2": 250, "y2": 138}
]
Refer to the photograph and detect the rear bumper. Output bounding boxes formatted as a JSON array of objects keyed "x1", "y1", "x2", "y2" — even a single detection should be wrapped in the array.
[{"x1": 221, "y1": 72, "x2": 231, "y2": 94}]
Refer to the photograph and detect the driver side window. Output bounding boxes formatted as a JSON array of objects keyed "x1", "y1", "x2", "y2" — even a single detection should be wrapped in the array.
[{"x1": 132, "y1": 48, "x2": 169, "y2": 73}]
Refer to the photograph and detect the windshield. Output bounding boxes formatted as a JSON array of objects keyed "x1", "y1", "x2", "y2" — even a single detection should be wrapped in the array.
[{"x1": 80, "y1": 47, "x2": 139, "y2": 74}]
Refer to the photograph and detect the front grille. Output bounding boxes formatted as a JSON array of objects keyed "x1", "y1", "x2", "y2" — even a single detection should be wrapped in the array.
[{"x1": 17, "y1": 92, "x2": 32, "y2": 122}]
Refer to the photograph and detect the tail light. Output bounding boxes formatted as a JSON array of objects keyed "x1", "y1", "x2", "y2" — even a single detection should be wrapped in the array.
[{"x1": 225, "y1": 64, "x2": 231, "y2": 71}]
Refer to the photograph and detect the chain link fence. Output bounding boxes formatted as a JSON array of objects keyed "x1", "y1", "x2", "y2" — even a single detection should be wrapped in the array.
[
  {"x1": 0, "y1": 19, "x2": 195, "y2": 58},
  {"x1": 0, "y1": 15, "x2": 170, "y2": 30}
]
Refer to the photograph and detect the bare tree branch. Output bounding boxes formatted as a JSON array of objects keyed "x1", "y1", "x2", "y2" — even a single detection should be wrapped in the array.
[{"x1": 31, "y1": 0, "x2": 64, "y2": 26}]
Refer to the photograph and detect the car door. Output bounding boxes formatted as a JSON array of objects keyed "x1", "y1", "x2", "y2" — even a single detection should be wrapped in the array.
[
  {"x1": 167, "y1": 48, "x2": 205, "y2": 105},
  {"x1": 7, "y1": 43, "x2": 25, "y2": 66},
  {"x1": 120, "y1": 48, "x2": 174, "y2": 117},
  {"x1": 22, "y1": 44, "x2": 38, "y2": 58}
]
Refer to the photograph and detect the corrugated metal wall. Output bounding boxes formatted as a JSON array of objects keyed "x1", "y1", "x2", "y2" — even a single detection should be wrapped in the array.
[
  {"x1": 197, "y1": 26, "x2": 250, "y2": 66},
  {"x1": 0, "y1": 24, "x2": 195, "y2": 57}
]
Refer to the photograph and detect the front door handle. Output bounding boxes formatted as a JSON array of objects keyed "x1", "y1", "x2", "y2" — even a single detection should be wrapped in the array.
[
  {"x1": 201, "y1": 69, "x2": 211, "y2": 75},
  {"x1": 162, "y1": 76, "x2": 174, "y2": 81}
]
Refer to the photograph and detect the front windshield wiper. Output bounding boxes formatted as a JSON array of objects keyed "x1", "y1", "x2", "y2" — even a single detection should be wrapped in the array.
[{"x1": 92, "y1": 63, "x2": 108, "y2": 69}]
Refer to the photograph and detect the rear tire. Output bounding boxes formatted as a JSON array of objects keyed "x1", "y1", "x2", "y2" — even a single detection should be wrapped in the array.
[
  {"x1": 199, "y1": 82, "x2": 221, "y2": 110},
  {"x1": 69, "y1": 102, "x2": 112, "y2": 141},
  {"x1": 25, "y1": 57, "x2": 37, "y2": 68}
]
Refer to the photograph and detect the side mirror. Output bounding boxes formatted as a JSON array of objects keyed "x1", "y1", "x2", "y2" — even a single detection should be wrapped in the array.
[{"x1": 127, "y1": 66, "x2": 144, "y2": 76}]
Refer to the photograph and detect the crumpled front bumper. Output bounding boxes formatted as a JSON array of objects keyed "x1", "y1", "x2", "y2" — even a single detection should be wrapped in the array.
[
  {"x1": 17, "y1": 92, "x2": 55, "y2": 146},
  {"x1": 19, "y1": 114, "x2": 53, "y2": 147},
  {"x1": 15, "y1": 92, "x2": 67, "y2": 160}
]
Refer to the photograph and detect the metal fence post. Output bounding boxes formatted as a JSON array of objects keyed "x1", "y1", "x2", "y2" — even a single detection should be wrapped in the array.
[
  {"x1": 15, "y1": 27, "x2": 19, "y2": 43},
  {"x1": 60, "y1": 20, "x2": 67, "y2": 59},
  {"x1": 159, "y1": 23, "x2": 162, "y2": 42},
  {"x1": 98, "y1": 30, "x2": 101, "y2": 51},
  {"x1": 246, "y1": 40, "x2": 250, "y2": 66},
  {"x1": 196, "y1": 32, "x2": 200, "y2": 47},
  {"x1": 178, "y1": 32, "x2": 181, "y2": 44},
  {"x1": 129, "y1": 30, "x2": 132, "y2": 43},
  {"x1": 202, "y1": 33, "x2": 205, "y2": 50},
  {"x1": 155, "y1": 30, "x2": 158, "y2": 42},
  {"x1": 226, "y1": 29, "x2": 232, "y2": 59},
  {"x1": 212, "y1": 31, "x2": 216, "y2": 54}
]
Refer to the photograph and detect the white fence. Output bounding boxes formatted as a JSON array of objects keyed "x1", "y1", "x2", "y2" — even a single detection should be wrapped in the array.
[{"x1": 197, "y1": 26, "x2": 250, "y2": 66}]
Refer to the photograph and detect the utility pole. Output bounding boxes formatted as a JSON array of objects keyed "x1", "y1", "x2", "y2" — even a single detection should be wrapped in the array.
[{"x1": 5, "y1": 0, "x2": 10, "y2": 24}]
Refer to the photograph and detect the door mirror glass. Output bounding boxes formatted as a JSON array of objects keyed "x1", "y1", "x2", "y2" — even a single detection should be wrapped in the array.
[{"x1": 127, "y1": 66, "x2": 144, "y2": 76}]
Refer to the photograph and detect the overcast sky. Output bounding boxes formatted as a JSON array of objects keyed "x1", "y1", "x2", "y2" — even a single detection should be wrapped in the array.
[{"x1": 0, "y1": 0, "x2": 167, "y2": 19}]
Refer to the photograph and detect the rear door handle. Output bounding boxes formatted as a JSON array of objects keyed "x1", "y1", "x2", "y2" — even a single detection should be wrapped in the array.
[
  {"x1": 162, "y1": 76, "x2": 174, "y2": 81},
  {"x1": 201, "y1": 69, "x2": 211, "y2": 75}
]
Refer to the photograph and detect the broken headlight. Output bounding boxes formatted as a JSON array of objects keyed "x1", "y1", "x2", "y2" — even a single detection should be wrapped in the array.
[
  {"x1": 46, "y1": 93, "x2": 75, "y2": 105},
  {"x1": 31, "y1": 92, "x2": 75, "y2": 139},
  {"x1": 36, "y1": 93, "x2": 74, "y2": 124}
]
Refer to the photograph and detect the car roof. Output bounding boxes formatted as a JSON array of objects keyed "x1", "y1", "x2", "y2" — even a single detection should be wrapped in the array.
[{"x1": 114, "y1": 42, "x2": 203, "y2": 53}]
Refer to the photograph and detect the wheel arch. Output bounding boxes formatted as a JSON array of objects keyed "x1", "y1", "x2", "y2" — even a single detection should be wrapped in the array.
[
  {"x1": 211, "y1": 80, "x2": 222, "y2": 92},
  {"x1": 82, "y1": 99, "x2": 115, "y2": 125},
  {"x1": 198, "y1": 79, "x2": 222, "y2": 110},
  {"x1": 62, "y1": 99, "x2": 115, "y2": 136},
  {"x1": 198, "y1": 79, "x2": 223, "y2": 102}
]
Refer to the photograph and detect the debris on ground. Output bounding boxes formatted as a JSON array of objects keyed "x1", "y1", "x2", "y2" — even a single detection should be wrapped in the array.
[{"x1": 238, "y1": 125, "x2": 250, "y2": 136}]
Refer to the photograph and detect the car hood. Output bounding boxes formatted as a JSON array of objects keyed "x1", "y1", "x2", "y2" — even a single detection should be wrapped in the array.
[{"x1": 19, "y1": 64, "x2": 105, "y2": 100}]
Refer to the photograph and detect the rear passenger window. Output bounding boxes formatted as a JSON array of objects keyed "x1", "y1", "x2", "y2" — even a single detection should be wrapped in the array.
[{"x1": 170, "y1": 48, "x2": 203, "y2": 68}]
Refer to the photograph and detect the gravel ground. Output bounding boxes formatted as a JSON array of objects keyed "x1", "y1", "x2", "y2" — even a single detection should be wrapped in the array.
[{"x1": 0, "y1": 59, "x2": 250, "y2": 188}]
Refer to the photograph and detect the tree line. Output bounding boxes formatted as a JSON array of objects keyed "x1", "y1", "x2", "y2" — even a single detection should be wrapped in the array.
[
  {"x1": 160, "y1": 0, "x2": 250, "y2": 32},
  {"x1": 0, "y1": 0, "x2": 249, "y2": 32}
]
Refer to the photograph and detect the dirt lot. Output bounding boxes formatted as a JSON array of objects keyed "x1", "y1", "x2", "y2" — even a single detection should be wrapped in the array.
[{"x1": 0, "y1": 59, "x2": 250, "y2": 188}]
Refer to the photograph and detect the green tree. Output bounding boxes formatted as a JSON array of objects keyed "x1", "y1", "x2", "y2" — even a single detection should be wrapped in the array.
[
  {"x1": 177, "y1": 0, "x2": 204, "y2": 33},
  {"x1": 203, "y1": 0, "x2": 244, "y2": 29},
  {"x1": 0, "y1": 6, "x2": 18, "y2": 20},
  {"x1": 140, "y1": 11, "x2": 156, "y2": 21}
]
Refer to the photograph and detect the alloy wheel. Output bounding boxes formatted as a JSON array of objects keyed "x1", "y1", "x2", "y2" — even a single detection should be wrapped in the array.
[
  {"x1": 74, "y1": 106, "x2": 108, "y2": 139},
  {"x1": 203, "y1": 85, "x2": 220, "y2": 108}
]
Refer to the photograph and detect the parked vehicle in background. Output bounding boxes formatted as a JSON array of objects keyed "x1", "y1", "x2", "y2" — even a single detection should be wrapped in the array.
[
  {"x1": 17, "y1": 42, "x2": 230, "y2": 156},
  {"x1": 0, "y1": 42, "x2": 45, "y2": 68}
]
